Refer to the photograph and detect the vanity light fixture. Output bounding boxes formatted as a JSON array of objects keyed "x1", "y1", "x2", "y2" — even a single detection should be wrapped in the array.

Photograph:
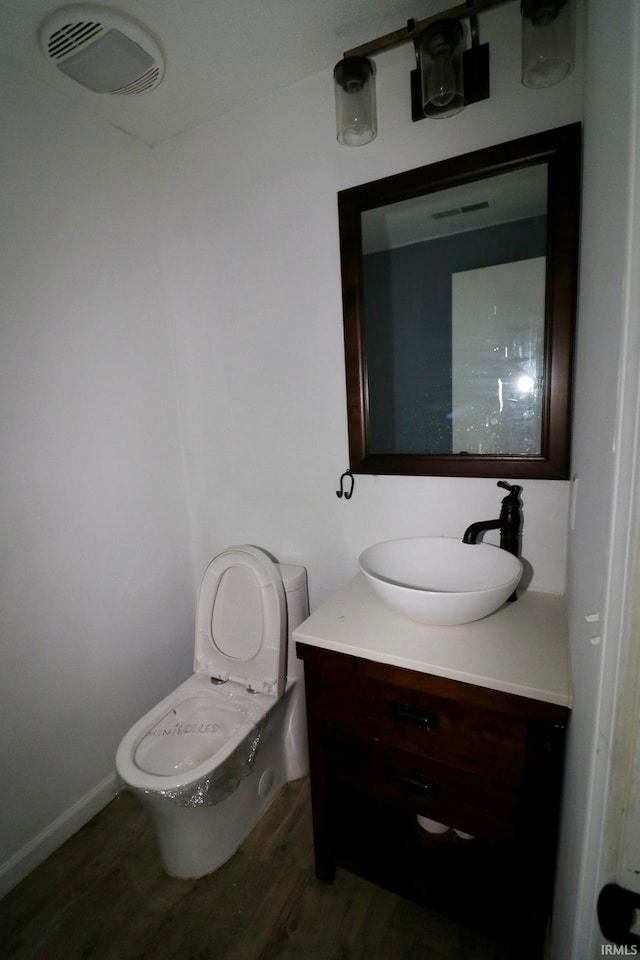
[
  {"x1": 414, "y1": 12, "x2": 491, "y2": 121},
  {"x1": 521, "y1": 0, "x2": 574, "y2": 89},
  {"x1": 333, "y1": 56, "x2": 377, "y2": 146},
  {"x1": 418, "y1": 19, "x2": 466, "y2": 119},
  {"x1": 333, "y1": 0, "x2": 573, "y2": 145}
]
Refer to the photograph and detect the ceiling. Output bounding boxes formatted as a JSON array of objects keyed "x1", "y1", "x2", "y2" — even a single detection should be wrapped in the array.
[
  {"x1": 363, "y1": 165, "x2": 548, "y2": 252},
  {"x1": 1, "y1": 0, "x2": 435, "y2": 145}
]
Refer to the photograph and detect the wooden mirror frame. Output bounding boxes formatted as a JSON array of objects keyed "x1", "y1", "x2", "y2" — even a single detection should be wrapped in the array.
[{"x1": 338, "y1": 123, "x2": 581, "y2": 479}]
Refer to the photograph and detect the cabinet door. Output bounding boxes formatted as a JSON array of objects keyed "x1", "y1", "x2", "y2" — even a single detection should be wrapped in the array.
[{"x1": 325, "y1": 734, "x2": 520, "y2": 840}]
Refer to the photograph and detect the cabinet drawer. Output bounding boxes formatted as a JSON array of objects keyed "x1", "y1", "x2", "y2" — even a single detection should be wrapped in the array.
[
  {"x1": 318, "y1": 672, "x2": 527, "y2": 786},
  {"x1": 326, "y1": 736, "x2": 519, "y2": 841}
]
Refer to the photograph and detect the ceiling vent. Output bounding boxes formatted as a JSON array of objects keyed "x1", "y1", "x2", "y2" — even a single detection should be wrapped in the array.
[
  {"x1": 431, "y1": 199, "x2": 493, "y2": 220},
  {"x1": 40, "y1": 5, "x2": 165, "y2": 95}
]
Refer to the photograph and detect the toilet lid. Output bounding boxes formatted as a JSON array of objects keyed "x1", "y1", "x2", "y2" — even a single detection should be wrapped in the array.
[{"x1": 193, "y1": 545, "x2": 287, "y2": 698}]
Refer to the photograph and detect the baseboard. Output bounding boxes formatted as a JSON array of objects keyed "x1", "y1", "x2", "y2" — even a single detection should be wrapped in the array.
[{"x1": 0, "y1": 773, "x2": 117, "y2": 900}]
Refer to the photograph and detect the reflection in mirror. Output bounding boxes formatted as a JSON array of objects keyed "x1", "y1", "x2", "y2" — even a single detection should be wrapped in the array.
[
  {"x1": 338, "y1": 124, "x2": 581, "y2": 479},
  {"x1": 362, "y1": 165, "x2": 547, "y2": 457}
]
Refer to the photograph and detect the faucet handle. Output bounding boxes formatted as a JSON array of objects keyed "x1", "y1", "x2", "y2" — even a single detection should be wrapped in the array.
[{"x1": 497, "y1": 480, "x2": 522, "y2": 497}]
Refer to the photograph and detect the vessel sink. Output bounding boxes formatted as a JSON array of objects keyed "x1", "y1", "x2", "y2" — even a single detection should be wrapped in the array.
[{"x1": 359, "y1": 537, "x2": 523, "y2": 626}]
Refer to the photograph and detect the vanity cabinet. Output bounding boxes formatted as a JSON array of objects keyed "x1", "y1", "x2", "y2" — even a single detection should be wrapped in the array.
[{"x1": 294, "y1": 583, "x2": 571, "y2": 957}]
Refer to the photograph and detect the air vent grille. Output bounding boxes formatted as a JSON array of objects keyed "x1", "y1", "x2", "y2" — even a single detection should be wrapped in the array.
[
  {"x1": 461, "y1": 201, "x2": 491, "y2": 213},
  {"x1": 47, "y1": 21, "x2": 104, "y2": 60},
  {"x1": 40, "y1": 6, "x2": 165, "y2": 96},
  {"x1": 432, "y1": 208, "x2": 462, "y2": 220},
  {"x1": 431, "y1": 200, "x2": 492, "y2": 220},
  {"x1": 113, "y1": 67, "x2": 160, "y2": 95}
]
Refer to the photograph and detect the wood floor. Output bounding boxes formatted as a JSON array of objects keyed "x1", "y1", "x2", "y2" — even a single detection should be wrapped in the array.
[{"x1": 1, "y1": 778, "x2": 512, "y2": 960}]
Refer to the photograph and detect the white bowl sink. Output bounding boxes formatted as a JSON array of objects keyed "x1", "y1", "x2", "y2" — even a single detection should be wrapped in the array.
[{"x1": 359, "y1": 537, "x2": 523, "y2": 626}]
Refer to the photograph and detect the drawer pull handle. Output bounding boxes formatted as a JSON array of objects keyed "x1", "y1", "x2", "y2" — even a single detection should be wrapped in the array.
[
  {"x1": 389, "y1": 768, "x2": 440, "y2": 797},
  {"x1": 388, "y1": 701, "x2": 440, "y2": 731}
]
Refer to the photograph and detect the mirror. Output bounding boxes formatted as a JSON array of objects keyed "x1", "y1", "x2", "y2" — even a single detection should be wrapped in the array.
[{"x1": 338, "y1": 123, "x2": 581, "y2": 479}]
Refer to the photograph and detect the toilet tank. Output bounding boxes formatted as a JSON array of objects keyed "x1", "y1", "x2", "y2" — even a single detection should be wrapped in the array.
[{"x1": 278, "y1": 564, "x2": 309, "y2": 682}]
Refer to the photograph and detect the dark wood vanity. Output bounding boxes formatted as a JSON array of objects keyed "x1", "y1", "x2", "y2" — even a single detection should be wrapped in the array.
[{"x1": 295, "y1": 579, "x2": 571, "y2": 956}]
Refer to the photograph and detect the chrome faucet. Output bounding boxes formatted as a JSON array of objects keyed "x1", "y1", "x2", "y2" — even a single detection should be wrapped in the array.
[{"x1": 462, "y1": 480, "x2": 523, "y2": 560}]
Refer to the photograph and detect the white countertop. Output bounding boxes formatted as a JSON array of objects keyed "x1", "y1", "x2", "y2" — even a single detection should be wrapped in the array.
[{"x1": 294, "y1": 574, "x2": 572, "y2": 708}]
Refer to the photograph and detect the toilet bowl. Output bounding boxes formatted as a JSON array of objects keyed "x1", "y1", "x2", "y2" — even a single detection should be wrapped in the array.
[{"x1": 116, "y1": 545, "x2": 309, "y2": 878}]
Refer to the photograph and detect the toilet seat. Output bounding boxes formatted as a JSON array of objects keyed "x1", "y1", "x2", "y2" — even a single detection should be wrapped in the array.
[
  {"x1": 116, "y1": 674, "x2": 273, "y2": 793},
  {"x1": 194, "y1": 545, "x2": 287, "y2": 698}
]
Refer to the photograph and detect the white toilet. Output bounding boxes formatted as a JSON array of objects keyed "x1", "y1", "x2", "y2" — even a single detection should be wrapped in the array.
[{"x1": 116, "y1": 545, "x2": 309, "y2": 878}]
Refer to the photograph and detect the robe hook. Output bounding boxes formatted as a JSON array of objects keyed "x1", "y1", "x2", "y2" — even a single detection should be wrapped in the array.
[{"x1": 336, "y1": 470, "x2": 355, "y2": 500}]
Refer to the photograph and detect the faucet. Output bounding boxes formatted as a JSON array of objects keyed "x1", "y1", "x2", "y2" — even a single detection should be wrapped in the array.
[{"x1": 462, "y1": 480, "x2": 523, "y2": 560}]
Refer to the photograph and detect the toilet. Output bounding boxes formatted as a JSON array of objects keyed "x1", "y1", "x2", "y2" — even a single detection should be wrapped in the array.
[{"x1": 116, "y1": 545, "x2": 309, "y2": 878}]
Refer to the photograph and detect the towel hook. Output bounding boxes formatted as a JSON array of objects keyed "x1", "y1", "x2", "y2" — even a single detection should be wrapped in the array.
[{"x1": 336, "y1": 469, "x2": 355, "y2": 500}]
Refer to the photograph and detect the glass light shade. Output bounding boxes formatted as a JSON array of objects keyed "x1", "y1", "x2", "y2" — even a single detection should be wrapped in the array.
[
  {"x1": 334, "y1": 56, "x2": 377, "y2": 146},
  {"x1": 522, "y1": 0, "x2": 574, "y2": 89},
  {"x1": 420, "y1": 20, "x2": 464, "y2": 119}
]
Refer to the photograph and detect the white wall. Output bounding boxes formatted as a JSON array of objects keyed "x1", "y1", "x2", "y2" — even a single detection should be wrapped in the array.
[
  {"x1": 552, "y1": 1, "x2": 640, "y2": 955},
  {"x1": 152, "y1": 1, "x2": 582, "y2": 612},
  {"x1": 0, "y1": 67, "x2": 193, "y2": 894}
]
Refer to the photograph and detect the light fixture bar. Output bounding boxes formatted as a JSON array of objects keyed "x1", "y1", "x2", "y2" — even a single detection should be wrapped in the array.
[{"x1": 343, "y1": 0, "x2": 512, "y2": 59}]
